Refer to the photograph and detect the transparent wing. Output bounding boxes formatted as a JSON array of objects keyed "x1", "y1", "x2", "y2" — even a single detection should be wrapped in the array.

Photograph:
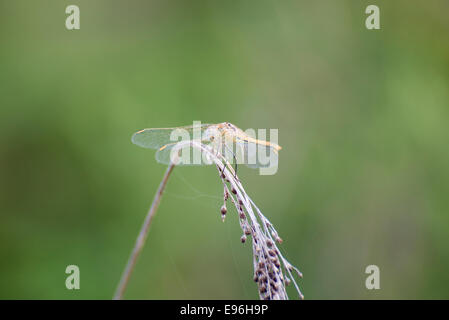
[
  {"x1": 233, "y1": 139, "x2": 279, "y2": 169},
  {"x1": 131, "y1": 124, "x2": 212, "y2": 149},
  {"x1": 155, "y1": 142, "x2": 214, "y2": 166}
]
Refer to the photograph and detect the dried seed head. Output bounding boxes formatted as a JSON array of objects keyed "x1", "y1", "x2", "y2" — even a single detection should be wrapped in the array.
[
  {"x1": 274, "y1": 259, "x2": 281, "y2": 268},
  {"x1": 209, "y1": 151, "x2": 303, "y2": 300},
  {"x1": 178, "y1": 139, "x2": 302, "y2": 300},
  {"x1": 220, "y1": 205, "x2": 227, "y2": 222},
  {"x1": 220, "y1": 205, "x2": 227, "y2": 215}
]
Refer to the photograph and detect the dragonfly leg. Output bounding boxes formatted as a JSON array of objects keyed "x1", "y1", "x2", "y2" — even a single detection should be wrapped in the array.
[{"x1": 221, "y1": 142, "x2": 239, "y2": 181}]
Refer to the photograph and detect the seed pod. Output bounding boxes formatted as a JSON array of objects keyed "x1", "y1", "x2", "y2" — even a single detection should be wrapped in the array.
[
  {"x1": 231, "y1": 188, "x2": 237, "y2": 194},
  {"x1": 240, "y1": 235, "x2": 247, "y2": 243},
  {"x1": 221, "y1": 205, "x2": 227, "y2": 222},
  {"x1": 220, "y1": 205, "x2": 227, "y2": 215}
]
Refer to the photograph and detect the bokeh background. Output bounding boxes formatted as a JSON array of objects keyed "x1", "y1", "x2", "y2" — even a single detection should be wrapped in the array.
[{"x1": 1, "y1": 0, "x2": 448, "y2": 299}]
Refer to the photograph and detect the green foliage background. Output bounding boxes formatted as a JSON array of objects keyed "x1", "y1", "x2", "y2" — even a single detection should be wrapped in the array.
[{"x1": 1, "y1": 0, "x2": 448, "y2": 299}]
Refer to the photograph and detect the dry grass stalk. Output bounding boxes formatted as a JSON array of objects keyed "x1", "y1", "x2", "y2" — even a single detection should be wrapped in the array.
[
  {"x1": 177, "y1": 141, "x2": 304, "y2": 300},
  {"x1": 114, "y1": 140, "x2": 303, "y2": 300}
]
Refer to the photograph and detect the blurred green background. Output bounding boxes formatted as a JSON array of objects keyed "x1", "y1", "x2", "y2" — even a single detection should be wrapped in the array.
[{"x1": 1, "y1": 0, "x2": 448, "y2": 299}]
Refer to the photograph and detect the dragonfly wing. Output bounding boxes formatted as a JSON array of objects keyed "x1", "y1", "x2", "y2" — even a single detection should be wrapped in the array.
[
  {"x1": 235, "y1": 139, "x2": 279, "y2": 169},
  {"x1": 155, "y1": 142, "x2": 214, "y2": 166},
  {"x1": 132, "y1": 128, "x2": 175, "y2": 149},
  {"x1": 132, "y1": 124, "x2": 211, "y2": 149}
]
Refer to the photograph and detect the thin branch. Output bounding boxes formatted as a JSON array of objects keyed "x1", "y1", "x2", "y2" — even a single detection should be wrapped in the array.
[{"x1": 113, "y1": 163, "x2": 175, "y2": 300}]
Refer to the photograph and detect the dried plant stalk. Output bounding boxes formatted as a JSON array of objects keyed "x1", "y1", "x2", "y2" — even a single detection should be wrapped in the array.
[
  {"x1": 173, "y1": 141, "x2": 304, "y2": 300},
  {"x1": 114, "y1": 140, "x2": 303, "y2": 300},
  {"x1": 113, "y1": 163, "x2": 175, "y2": 300}
]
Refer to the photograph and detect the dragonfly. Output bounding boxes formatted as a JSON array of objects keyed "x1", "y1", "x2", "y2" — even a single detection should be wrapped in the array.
[{"x1": 131, "y1": 122, "x2": 281, "y2": 171}]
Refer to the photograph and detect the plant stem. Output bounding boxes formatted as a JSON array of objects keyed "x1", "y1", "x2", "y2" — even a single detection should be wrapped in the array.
[{"x1": 113, "y1": 163, "x2": 175, "y2": 300}]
